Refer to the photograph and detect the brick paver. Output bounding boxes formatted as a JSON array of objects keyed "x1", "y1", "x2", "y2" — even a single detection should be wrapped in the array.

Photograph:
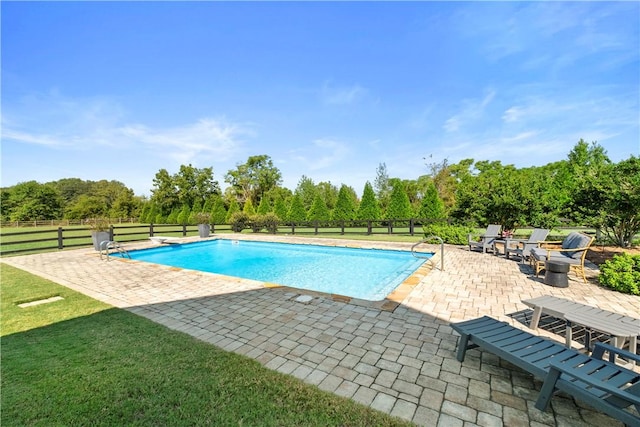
[{"x1": 3, "y1": 234, "x2": 639, "y2": 426}]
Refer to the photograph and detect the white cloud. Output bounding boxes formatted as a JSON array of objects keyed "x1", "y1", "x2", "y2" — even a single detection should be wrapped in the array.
[
  {"x1": 119, "y1": 118, "x2": 247, "y2": 163},
  {"x1": 1, "y1": 129, "x2": 66, "y2": 147},
  {"x1": 2, "y1": 91, "x2": 250, "y2": 165},
  {"x1": 289, "y1": 138, "x2": 350, "y2": 171},
  {"x1": 443, "y1": 89, "x2": 496, "y2": 133},
  {"x1": 502, "y1": 106, "x2": 523, "y2": 123},
  {"x1": 320, "y1": 81, "x2": 367, "y2": 105}
]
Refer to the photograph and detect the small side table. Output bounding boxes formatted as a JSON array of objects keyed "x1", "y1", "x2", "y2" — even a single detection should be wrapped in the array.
[
  {"x1": 492, "y1": 239, "x2": 505, "y2": 256},
  {"x1": 544, "y1": 260, "x2": 569, "y2": 287}
]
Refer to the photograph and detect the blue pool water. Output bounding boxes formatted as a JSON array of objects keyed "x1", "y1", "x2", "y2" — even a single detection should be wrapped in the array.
[{"x1": 129, "y1": 239, "x2": 430, "y2": 301}]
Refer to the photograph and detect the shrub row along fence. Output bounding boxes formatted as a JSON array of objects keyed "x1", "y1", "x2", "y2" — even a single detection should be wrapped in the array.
[{"x1": 0, "y1": 219, "x2": 441, "y2": 257}]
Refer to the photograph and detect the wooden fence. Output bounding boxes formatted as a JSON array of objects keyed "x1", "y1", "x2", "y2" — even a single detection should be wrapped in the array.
[{"x1": 0, "y1": 219, "x2": 436, "y2": 256}]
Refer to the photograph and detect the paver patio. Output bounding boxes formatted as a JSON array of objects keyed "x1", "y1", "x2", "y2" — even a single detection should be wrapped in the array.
[{"x1": 3, "y1": 234, "x2": 639, "y2": 426}]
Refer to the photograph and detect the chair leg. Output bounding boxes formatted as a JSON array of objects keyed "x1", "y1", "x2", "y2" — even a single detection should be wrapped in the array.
[
  {"x1": 571, "y1": 265, "x2": 588, "y2": 283},
  {"x1": 456, "y1": 334, "x2": 470, "y2": 362},
  {"x1": 535, "y1": 366, "x2": 562, "y2": 411}
]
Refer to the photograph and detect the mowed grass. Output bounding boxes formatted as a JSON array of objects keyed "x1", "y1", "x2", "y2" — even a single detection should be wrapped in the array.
[{"x1": 1, "y1": 263, "x2": 413, "y2": 426}]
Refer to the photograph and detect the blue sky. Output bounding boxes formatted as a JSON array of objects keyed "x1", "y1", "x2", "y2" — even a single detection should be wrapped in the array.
[{"x1": 2, "y1": 1, "x2": 639, "y2": 197}]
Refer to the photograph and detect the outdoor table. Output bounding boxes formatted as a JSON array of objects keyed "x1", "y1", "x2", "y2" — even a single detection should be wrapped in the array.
[
  {"x1": 522, "y1": 296, "x2": 640, "y2": 365},
  {"x1": 564, "y1": 310, "x2": 639, "y2": 365}
]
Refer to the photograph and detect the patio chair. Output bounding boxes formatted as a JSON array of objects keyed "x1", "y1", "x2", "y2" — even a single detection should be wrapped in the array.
[
  {"x1": 468, "y1": 224, "x2": 501, "y2": 253},
  {"x1": 530, "y1": 232, "x2": 595, "y2": 283},
  {"x1": 504, "y1": 228, "x2": 550, "y2": 263}
]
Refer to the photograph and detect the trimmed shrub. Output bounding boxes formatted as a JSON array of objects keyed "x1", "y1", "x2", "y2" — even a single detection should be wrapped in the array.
[
  {"x1": 262, "y1": 213, "x2": 279, "y2": 234},
  {"x1": 247, "y1": 213, "x2": 280, "y2": 233},
  {"x1": 598, "y1": 253, "x2": 640, "y2": 295},
  {"x1": 229, "y1": 211, "x2": 250, "y2": 233},
  {"x1": 249, "y1": 215, "x2": 263, "y2": 233},
  {"x1": 423, "y1": 223, "x2": 474, "y2": 245}
]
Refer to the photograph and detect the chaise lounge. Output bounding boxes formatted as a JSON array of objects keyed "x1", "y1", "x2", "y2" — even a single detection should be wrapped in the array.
[
  {"x1": 451, "y1": 316, "x2": 640, "y2": 426},
  {"x1": 530, "y1": 231, "x2": 594, "y2": 282}
]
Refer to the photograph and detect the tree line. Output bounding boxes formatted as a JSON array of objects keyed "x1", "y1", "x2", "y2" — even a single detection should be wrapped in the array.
[{"x1": 2, "y1": 141, "x2": 638, "y2": 247}]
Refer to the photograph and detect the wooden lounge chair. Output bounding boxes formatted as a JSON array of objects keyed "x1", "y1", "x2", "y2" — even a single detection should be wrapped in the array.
[
  {"x1": 530, "y1": 232, "x2": 595, "y2": 282},
  {"x1": 451, "y1": 316, "x2": 640, "y2": 426},
  {"x1": 503, "y1": 228, "x2": 550, "y2": 263},
  {"x1": 468, "y1": 224, "x2": 501, "y2": 253}
]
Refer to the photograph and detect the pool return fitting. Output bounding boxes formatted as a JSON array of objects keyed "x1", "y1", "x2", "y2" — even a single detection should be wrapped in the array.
[{"x1": 411, "y1": 235, "x2": 444, "y2": 271}]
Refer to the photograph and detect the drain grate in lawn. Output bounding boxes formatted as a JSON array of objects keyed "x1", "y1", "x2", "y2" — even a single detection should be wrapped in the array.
[{"x1": 17, "y1": 296, "x2": 64, "y2": 308}]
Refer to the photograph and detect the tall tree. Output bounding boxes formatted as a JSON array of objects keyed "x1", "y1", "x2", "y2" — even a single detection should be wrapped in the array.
[
  {"x1": 332, "y1": 184, "x2": 357, "y2": 221},
  {"x1": 225, "y1": 198, "x2": 240, "y2": 223},
  {"x1": 565, "y1": 140, "x2": 612, "y2": 225},
  {"x1": 66, "y1": 195, "x2": 108, "y2": 219},
  {"x1": 452, "y1": 160, "x2": 530, "y2": 230},
  {"x1": 257, "y1": 194, "x2": 272, "y2": 214},
  {"x1": 224, "y1": 155, "x2": 282, "y2": 205},
  {"x1": 295, "y1": 175, "x2": 317, "y2": 210},
  {"x1": 176, "y1": 205, "x2": 191, "y2": 225},
  {"x1": 385, "y1": 181, "x2": 413, "y2": 221},
  {"x1": 5, "y1": 181, "x2": 63, "y2": 221},
  {"x1": 273, "y1": 197, "x2": 289, "y2": 221},
  {"x1": 173, "y1": 164, "x2": 220, "y2": 209},
  {"x1": 418, "y1": 181, "x2": 445, "y2": 220},
  {"x1": 49, "y1": 178, "x2": 91, "y2": 205},
  {"x1": 307, "y1": 194, "x2": 331, "y2": 222},
  {"x1": 574, "y1": 156, "x2": 640, "y2": 247},
  {"x1": 357, "y1": 182, "x2": 381, "y2": 220},
  {"x1": 316, "y1": 181, "x2": 338, "y2": 211},
  {"x1": 151, "y1": 165, "x2": 219, "y2": 215},
  {"x1": 109, "y1": 187, "x2": 139, "y2": 218},
  {"x1": 243, "y1": 198, "x2": 256, "y2": 216},
  {"x1": 287, "y1": 194, "x2": 307, "y2": 222},
  {"x1": 210, "y1": 197, "x2": 227, "y2": 224},
  {"x1": 374, "y1": 163, "x2": 391, "y2": 212}
]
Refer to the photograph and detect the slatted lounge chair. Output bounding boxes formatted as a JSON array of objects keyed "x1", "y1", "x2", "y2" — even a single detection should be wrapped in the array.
[
  {"x1": 451, "y1": 316, "x2": 640, "y2": 426},
  {"x1": 530, "y1": 231, "x2": 595, "y2": 282},
  {"x1": 468, "y1": 224, "x2": 501, "y2": 253},
  {"x1": 503, "y1": 228, "x2": 550, "y2": 263}
]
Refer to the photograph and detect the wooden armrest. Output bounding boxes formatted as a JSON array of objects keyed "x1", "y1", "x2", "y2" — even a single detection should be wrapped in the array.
[
  {"x1": 592, "y1": 342, "x2": 640, "y2": 364},
  {"x1": 539, "y1": 241, "x2": 562, "y2": 248},
  {"x1": 547, "y1": 360, "x2": 640, "y2": 405},
  {"x1": 545, "y1": 246, "x2": 590, "y2": 254}
]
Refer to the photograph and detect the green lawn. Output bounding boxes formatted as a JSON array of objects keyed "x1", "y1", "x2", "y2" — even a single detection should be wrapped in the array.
[{"x1": 1, "y1": 263, "x2": 413, "y2": 426}]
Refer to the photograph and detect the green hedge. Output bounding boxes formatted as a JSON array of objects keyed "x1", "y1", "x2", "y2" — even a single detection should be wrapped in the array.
[
  {"x1": 422, "y1": 223, "x2": 474, "y2": 245},
  {"x1": 598, "y1": 253, "x2": 640, "y2": 295}
]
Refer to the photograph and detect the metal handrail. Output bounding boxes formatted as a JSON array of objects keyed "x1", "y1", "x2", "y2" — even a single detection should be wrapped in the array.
[
  {"x1": 99, "y1": 240, "x2": 131, "y2": 261},
  {"x1": 411, "y1": 235, "x2": 444, "y2": 271}
]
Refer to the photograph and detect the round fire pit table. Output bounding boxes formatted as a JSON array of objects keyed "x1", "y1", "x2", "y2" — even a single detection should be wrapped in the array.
[{"x1": 544, "y1": 260, "x2": 570, "y2": 287}]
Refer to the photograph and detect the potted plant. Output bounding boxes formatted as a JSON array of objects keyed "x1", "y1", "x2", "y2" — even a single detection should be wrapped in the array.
[
  {"x1": 195, "y1": 212, "x2": 212, "y2": 238},
  {"x1": 88, "y1": 217, "x2": 111, "y2": 251}
]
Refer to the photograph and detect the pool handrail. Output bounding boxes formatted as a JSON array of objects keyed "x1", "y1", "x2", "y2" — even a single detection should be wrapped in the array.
[{"x1": 412, "y1": 236, "x2": 443, "y2": 271}]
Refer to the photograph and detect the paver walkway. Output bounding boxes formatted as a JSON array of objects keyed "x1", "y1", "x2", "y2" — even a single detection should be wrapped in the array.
[{"x1": 3, "y1": 234, "x2": 639, "y2": 427}]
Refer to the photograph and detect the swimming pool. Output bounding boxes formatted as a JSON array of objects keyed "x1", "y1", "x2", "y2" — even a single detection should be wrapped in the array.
[{"x1": 129, "y1": 239, "x2": 430, "y2": 301}]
